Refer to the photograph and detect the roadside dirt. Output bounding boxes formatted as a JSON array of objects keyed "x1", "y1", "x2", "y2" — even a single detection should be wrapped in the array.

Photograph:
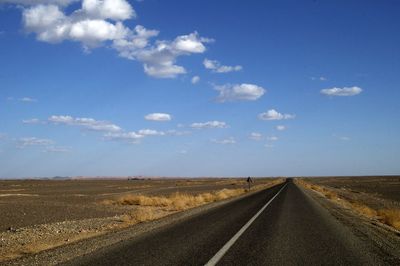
[
  {"x1": 0, "y1": 178, "x2": 283, "y2": 263},
  {"x1": 297, "y1": 180, "x2": 400, "y2": 265}
]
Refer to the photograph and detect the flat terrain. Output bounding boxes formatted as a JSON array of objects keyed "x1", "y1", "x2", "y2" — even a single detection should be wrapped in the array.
[
  {"x1": 306, "y1": 176, "x2": 400, "y2": 202},
  {"x1": 0, "y1": 178, "x2": 274, "y2": 231},
  {"x1": 2, "y1": 177, "x2": 400, "y2": 265},
  {"x1": 0, "y1": 177, "x2": 280, "y2": 262},
  {"x1": 61, "y1": 180, "x2": 400, "y2": 266}
]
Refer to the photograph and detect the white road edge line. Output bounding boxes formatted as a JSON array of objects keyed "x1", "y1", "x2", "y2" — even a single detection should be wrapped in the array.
[{"x1": 204, "y1": 183, "x2": 288, "y2": 266}]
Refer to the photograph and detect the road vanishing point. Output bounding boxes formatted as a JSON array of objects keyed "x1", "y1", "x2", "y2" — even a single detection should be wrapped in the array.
[{"x1": 63, "y1": 179, "x2": 392, "y2": 266}]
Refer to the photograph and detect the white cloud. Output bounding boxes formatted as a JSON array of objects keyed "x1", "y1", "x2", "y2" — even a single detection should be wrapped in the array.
[
  {"x1": 134, "y1": 32, "x2": 212, "y2": 78},
  {"x1": 340, "y1": 136, "x2": 351, "y2": 141},
  {"x1": 166, "y1": 129, "x2": 191, "y2": 136},
  {"x1": 190, "y1": 121, "x2": 228, "y2": 129},
  {"x1": 22, "y1": 118, "x2": 41, "y2": 124},
  {"x1": 82, "y1": 0, "x2": 135, "y2": 21},
  {"x1": 203, "y1": 58, "x2": 242, "y2": 73},
  {"x1": 144, "y1": 113, "x2": 172, "y2": 121},
  {"x1": 138, "y1": 129, "x2": 165, "y2": 136},
  {"x1": 19, "y1": 97, "x2": 37, "y2": 102},
  {"x1": 320, "y1": 86, "x2": 362, "y2": 96},
  {"x1": 311, "y1": 76, "x2": 327, "y2": 81},
  {"x1": 275, "y1": 125, "x2": 286, "y2": 131},
  {"x1": 249, "y1": 132, "x2": 262, "y2": 141},
  {"x1": 17, "y1": 137, "x2": 54, "y2": 148},
  {"x1": 267, "y1": 136, "x2": 278, "y2": 141},
  {"x1": 103, "y1": 131, "x2": 143, "y2": 144},
  {"x1": 8, "y1": 0, "x2": 212, "y2": 77},
  {"x1": 191, "y1": 75, "x2": 200, "y2": 84},
  {"x1": 0, "y1": 0, "x2": 78, "y2": 6},
  {"x1": 214, "y1": 83, "x2": 265, "y2": 102},
  {"x1": 44, "y1": 146, "x2": 71, "y2": 153},
  {"x1": 48, "y1": 115, "x2": 122, "y2": 132},
  {"x1": 212, "y1": 137, "x2": 236, "y2": 144},
  {"x1": 258, "y1": 109, "x2": 295, "y2": 121}
]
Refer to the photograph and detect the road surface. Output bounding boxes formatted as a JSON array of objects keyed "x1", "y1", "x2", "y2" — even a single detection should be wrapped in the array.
[{"x1": 64, "y1": 179, "x2": 387, "y2": 265}]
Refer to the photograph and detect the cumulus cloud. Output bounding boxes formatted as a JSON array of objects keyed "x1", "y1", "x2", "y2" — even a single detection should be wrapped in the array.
[
  {"x1": 144, "y1": 113, "x2": 172, "y2": 121},
  {"x1": 203, "y1": 58, "x2": 242, "y2": 73},
  {"x1": 190, "y1": 121, "x2": 228, "y2": 129},
  {"x1": 258, "y1": 109, "x2": 295, "y2": 121},
  {"x1": 276, "y1": 125, "x2": 286, "y2": 131},
  {"x1": 320, "y1": 86, "x2": 362, "y2": 96},
  {"x1": 249, "y1": 132, "x2": 263, "y2": 141},
  {"x1": 48, "y1": 115, "x2": 122, "y2": 132},
  {"x1": 191, "y1": 75, "x2": 200, "y2": 84},
  {"x1": 17, "y1": 137, "x2": 54, "y2": 148},
  {"x1": 212, "y1": 137, "x2": 236, "y2": 144},
  {"x1": 7, "y1": 0, "x2": 212, "y2": 78},
  {"x1": 214, "y1": 83, "x2": 265, "y2": 102},
  {"x1": 0, "y1": 0, "x2": 78, "y2": 6},
  {"x1": 82, "y1": 0, "x2": 135, "y2": 21},
  {"x1": 132, "y1": 32, "x2": 212, "y2": 78}
]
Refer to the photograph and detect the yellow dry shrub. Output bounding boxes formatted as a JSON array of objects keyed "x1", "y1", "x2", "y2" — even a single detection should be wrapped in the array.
[
  {"x1": 350, "y1": 202, "x2": 378, "y2": 218},
  {"x1": 377, "y1": 209, "x2": 400, "y2": 230}
]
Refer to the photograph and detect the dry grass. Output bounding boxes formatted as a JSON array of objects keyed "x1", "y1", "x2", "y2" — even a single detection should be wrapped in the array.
[
  {"x1": 108, "y1": 188, "x2": 247, "y2": 211},
  {"x1": 296, "y1": 179, "x2": 400, "y2": 231},
  {"x1": 105, "y1": 179, "x2": 285, "y2": 212},
  {"x1": 378, "y1": 209, "x2": 400, "y2": 230}
]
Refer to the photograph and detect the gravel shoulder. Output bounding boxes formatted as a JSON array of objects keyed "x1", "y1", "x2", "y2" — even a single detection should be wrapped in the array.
[{"x1": 298, "y1": 184, "x2": 400, "y2": 265}]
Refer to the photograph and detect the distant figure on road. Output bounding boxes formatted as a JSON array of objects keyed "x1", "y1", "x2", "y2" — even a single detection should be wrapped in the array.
[{"x1": 246, "y1": 176, "x2": 253, "y2": 190}]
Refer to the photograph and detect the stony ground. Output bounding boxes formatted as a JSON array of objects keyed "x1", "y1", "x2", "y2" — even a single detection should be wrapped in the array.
[{"x1": 0, "y1": 178, "x2": 281, "y2": 262}]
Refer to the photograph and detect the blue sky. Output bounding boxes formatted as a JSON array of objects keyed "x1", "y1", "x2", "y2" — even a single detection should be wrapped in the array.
[{"x1": 1, "y1": 0, "x2": 399, "y2": 178}]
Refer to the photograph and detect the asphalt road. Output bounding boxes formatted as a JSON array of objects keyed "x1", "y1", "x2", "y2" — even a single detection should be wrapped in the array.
[{"x1": 64, "y1": 179, "x2": 385, "y2": 265}]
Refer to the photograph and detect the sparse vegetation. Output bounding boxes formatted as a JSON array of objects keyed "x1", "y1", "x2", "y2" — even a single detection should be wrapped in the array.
[
  {"x1": 107, "y1": 188, "x2": 247, "y2": 211},
  {"x1": 296, "y1": 179, "x2": 400, "y2": 231}
]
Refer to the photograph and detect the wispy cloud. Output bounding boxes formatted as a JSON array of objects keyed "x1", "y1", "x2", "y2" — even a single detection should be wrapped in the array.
[
  {"x1": 258, "y1": 109, "x2": 295, "y2": 121},
  {"x1": 311, "y1": 76, "x2": 327, "y2": 81},
  {"x1": 138, "y1": 129, "x2": 165, "y2": 136},
  {"x1": 249, "y1": 132, "x2": 263, "y2": 141},
  {"x1": 19, "y1": 97, "x2": 37, "y2": 102},
  {"x1": 44, "y1": 146, "x2": 71, "y2": 153},
  {"x1": 190, "y1": 121, "x2": 228, "y2": 129},
  {"x1": 267, "y1": 136, "x2": 278, "y2": 141},
  {"x1": 214, "y1": 83, "x2": 265, "y2": 102},
  {"x1": 191, "y1": 75, "x2": 200, "y2": 84},
  {"x1": 22, "y1": 118, "x2": 41, "y2": 124},
  {"x1": 103, "y1": 131, "x2": 144, "y2": 144},
  {"x1": 17, "y1": 137, "x2": 54, "y2": 148},
  {"x1": 203, "y1": 58, "x2": 242, "y2": 73},
  {"x1": 320, "y1": 86, "x2": 362, "y2": 96},
  {"x1": 275, "y1": 125, "x2": 286, "y2": 131},
  {"x1": 211, "y1": 137, "x2": 236, "y2": 144},
  {"x1": 48, "y1": 115, "x2": 122, "y2": 132},
  {"x1": 144, "y1": 113, "x2": 172, "y2": 121}
]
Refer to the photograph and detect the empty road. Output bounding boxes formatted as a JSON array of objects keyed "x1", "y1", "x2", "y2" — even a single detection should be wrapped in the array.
[{"x1": 64, "y1": 179, "x2": 389, "y2": 265}]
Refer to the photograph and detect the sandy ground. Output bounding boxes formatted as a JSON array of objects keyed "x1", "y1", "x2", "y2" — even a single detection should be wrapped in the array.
[{"x1": 0, "y1": 177, "x2": 281, "y2": 262}]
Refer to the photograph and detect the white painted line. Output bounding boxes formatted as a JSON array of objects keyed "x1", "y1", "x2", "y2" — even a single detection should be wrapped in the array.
[{"x1": 204, "y1": 183, "x2": 288, "y2": 266}]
